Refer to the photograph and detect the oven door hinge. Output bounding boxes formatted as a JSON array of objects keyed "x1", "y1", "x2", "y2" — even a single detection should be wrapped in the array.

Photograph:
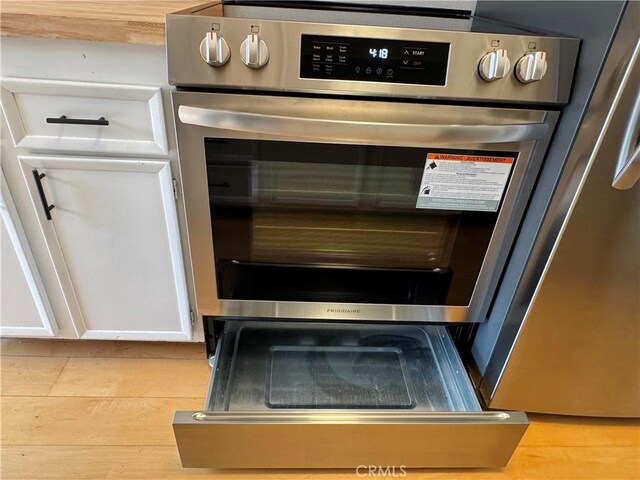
[{"x1": 172, "y1": 178, "x2": 180, "y2": 201}]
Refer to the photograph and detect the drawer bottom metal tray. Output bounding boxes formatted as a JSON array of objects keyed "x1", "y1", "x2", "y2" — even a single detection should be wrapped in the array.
[{"x1": 207, "y1": 321, "x2": 481, "y2": 413}]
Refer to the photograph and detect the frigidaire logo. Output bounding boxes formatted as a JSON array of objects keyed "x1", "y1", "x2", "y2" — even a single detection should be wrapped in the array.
[{"x1": 327, "y1": 308, "x2": 361, "y2": 314}]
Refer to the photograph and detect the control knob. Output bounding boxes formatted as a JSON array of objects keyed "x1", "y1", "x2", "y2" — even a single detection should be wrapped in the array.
[
  {"x1": 478, "y1": 49, "x2": 510, "y2": 81},
  {"x1": 515, "y1": 51, "x2": 548, "y2": 83},
  {"x1": 200, "y1": 32, "x2": 230, "y2": 67},
  {"x1": 240, "y1": 34, "x2": 269, "y2": 69}
]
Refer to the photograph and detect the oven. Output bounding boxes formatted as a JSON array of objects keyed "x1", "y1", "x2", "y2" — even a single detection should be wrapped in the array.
[{"x1": 167, "y1": 1, "x2": 579, "y2": 469}]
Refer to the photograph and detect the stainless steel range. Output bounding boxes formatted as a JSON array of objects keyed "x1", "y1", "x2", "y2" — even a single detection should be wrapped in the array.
[{"x1": 166, "y1": 0, "x2": 579, "y2": 469}]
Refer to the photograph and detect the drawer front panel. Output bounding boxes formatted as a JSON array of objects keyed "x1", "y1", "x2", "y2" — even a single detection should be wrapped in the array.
[
  {"x1": 1, "y1": 78, "x2": 167, "y2": 156},
  {"x1": 173, "y1": 411, "x2": 528, "y2": 468}
]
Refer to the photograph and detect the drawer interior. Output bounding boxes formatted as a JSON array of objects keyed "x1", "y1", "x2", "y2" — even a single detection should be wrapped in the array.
[{"x1": 207, "y1": 321, "x2": 481, "y2": 413}]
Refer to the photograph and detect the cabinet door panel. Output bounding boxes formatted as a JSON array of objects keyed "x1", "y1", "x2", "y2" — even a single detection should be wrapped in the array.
[
  {"x1": 1, "y1": 174, "x2": 57, "y2": 336},
  {"x1": 18, "y1": 155, "x2": 191, "y2": 341}
]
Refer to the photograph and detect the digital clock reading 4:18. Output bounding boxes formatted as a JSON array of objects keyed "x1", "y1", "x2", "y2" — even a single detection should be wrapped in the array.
[
  {"x1": 369, "y1": 48, "x2": 389, "y2": 59},
  {"x1": 300, "y1": 35, "x2": 449, "y2": 85}
]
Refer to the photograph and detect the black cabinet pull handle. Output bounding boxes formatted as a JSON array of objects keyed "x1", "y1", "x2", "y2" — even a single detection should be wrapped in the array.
[
  {"x1": 46, "y1": 115, "x2": 109, "y2": 126},
  {"x1": 32, "y1": 169, "x2": 55, "y2": 221}
]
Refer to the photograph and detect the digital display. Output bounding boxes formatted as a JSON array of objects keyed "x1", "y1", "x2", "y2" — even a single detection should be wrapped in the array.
[
  {"x1": 300, "y1": 35, "x2": 449, "y2": 86},
  {"x1": 369, "y1": 48, "x2": 389, "y2": 59}
]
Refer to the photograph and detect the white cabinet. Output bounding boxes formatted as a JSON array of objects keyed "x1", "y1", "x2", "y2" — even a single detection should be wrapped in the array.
[
  {"x1": 0, "y1": 37, "x2": 198, "y2": 341},
  {"x1": 1, "y1": 145, "x2": 194, "y2": 341},
  {"x1": 0, "y1": 174, "x2": 57, "y2": 336},
  {"x1": 17, "y1": 155, "x2": 191, "y2": 341}
]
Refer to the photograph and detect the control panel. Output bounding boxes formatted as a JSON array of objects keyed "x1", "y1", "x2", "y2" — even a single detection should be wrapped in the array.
[
  {"x1": 197, "y1": 30, "x2": 549, "y2": 86},
  {"x1": 299, "y1": 35, "x2": 450, "y2": 86},
  {"x1": 168, "y1": 13, "x2": 580, "y2": 104}
]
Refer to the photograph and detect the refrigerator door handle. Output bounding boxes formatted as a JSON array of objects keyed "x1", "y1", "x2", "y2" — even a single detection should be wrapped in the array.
[
  {"x1": 612, "y1": 41, "x2": 640, "y2": 190},
  {"x1": 613, "y1": 142, "x2": 640, "y2": 190}
]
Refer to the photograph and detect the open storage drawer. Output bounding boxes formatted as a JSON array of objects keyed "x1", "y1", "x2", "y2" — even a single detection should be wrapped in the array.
[{"x1": 173, "y1": 321, "x2": 528, "y2": 468}]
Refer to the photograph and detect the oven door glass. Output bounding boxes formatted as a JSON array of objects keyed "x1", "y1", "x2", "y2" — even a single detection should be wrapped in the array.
[
  {"x1": 206, "y1": 138, "x2": 516, "y2": 306},
  {"x1": 173, "y1": 91, "x2": 556, "y2": 320}
]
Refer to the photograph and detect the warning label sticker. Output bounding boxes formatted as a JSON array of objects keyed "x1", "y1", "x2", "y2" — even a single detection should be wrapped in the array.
[{"x1": 416, "y1": 153, "x2": 515, "y2": 212}]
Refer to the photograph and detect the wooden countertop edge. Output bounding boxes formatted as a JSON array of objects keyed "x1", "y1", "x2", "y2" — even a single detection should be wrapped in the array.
[{"x1": 0, "y1": 12, "x2": 167, "y2": 46}]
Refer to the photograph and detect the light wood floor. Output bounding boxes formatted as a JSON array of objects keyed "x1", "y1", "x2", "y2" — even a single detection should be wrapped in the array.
[{"x1": 1, "y1": 338, "x2": 638, "y2": 480}]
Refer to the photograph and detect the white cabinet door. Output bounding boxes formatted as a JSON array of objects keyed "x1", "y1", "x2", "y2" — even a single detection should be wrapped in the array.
[
  {"x1": 17, "y1": 155, "x2": 192, "y2": 341},
  {"x1": 1, "y1": 173, "x2": 57, "y2": 337}
]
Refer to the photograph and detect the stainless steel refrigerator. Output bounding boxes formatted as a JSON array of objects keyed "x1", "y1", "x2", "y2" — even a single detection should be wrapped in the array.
[{"x1": 472, "y1": 0, "x2": 639, "y2": 417}]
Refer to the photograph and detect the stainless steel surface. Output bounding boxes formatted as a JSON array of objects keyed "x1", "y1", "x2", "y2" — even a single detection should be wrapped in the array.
[
  {"x1": 173, "y1": 410, "x2": 528, "y2": 468},
  {"x1": 478, "y1": 1, "x2": 640, "y2": 417},
  {"x1": 297, "y1": 0, "x2": 475, "y2": 6},
  {"x1": 612, "y1": 41, "x2": 640, "y2": 190},
  {"x1": 166, "y1": 14, "x2": 579, "y2": 104},
  {"x1": 614, "y1": 142, "x2": 640, "y2": 189},
  {"x1": 178, "y1": 105, "x2": 549, "y2": 144},
  {"x1": 515, "y1": 51, "x2": 548, "y2": 83},
  {"x1": 203, "y1": 330, "x2": 224, "y2": 408},
  {"x1": 207, "y1": 322, "x2": 481, "y2": 412},
  {"x1": 191, "y1": 412, "x2": 509, "y2": 422},
  {"x1": 222, "y1": 1, "x2": 477, "y2": 32},
  {"x1": 219, "y1": 302, "x2": 469, "y2": 322},
  {"x1": 470, "y1": 0, "x2": 626, "y2": 380},
  {"x1": 294, "y1": 0, "x2": 477, "y2": 10},
  {"x1": 172, "y1": 90, "x2": 557, "y2": 321},
  {"x1": 478, "y1": 48, "x2": 511, "y2": 82},
  {"x1": 199, "y1": 31, "x2": 230, "y2": 66}
]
